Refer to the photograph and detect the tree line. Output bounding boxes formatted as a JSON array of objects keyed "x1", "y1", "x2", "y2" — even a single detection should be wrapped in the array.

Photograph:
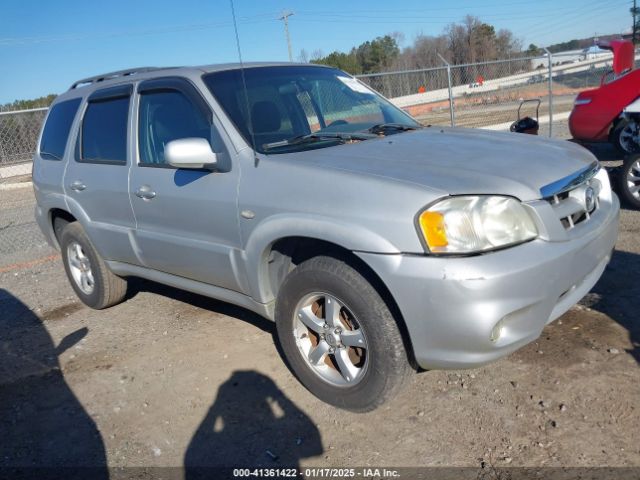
[
  {"x1": 1, "y1": 94, "x2": 56, "y2": 112},
  {"x1": 305, "y1": 15, "x2": 524, "y2": 75},
  {"x1": 527, "y1": 33, "x2": 622, "y2": 56}
]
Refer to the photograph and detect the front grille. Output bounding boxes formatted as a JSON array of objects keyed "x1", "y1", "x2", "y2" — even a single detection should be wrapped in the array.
[{"x1": 545, "y1": 178, "x2": 602, "y2": 230}]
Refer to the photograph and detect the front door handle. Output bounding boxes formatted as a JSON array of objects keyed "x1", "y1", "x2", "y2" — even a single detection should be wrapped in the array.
[
  {"x1": 69, "y1": 181, "x2": 87, "y2": 191},
  {"x1": 135, "y1": 185, "x2": 157, "y2": 200}
]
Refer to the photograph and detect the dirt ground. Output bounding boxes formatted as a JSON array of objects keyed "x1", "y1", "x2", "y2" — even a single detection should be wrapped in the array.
[
  {"x1": 0, "y1": 140, "x2": 638, "y2": 478},
  {"x1": 414, "y1": 94, "x2": 577, "y2": 129}
]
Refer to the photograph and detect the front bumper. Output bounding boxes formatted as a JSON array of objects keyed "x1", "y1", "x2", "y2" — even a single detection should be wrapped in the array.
[{"x1": 357, "y1": 192, "x2": 619, "y2": 370}]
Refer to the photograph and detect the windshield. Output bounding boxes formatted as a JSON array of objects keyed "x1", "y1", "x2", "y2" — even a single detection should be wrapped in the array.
[{"x1": 203, "y1": 65, "x2": 420, "y2": 154}]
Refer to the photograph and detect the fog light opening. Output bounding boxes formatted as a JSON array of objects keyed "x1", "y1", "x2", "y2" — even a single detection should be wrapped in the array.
[{"x1": 490, "y1": 318, "x2": 505, "y2": 343}]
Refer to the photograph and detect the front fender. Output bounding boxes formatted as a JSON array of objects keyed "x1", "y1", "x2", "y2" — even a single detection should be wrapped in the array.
[{"x1": 242, "y1": 213, "x2": 400, "y2": 303}]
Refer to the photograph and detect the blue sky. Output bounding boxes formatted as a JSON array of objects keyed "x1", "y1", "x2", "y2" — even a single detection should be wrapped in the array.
[{"x1": 0, "y1": 0, "x2": 629, "y2": 104}]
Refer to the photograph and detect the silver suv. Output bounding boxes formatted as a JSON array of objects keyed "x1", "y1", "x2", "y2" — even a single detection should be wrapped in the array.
[{"x1": 34, "y1": 63, "x2": 619, "y2": 411}]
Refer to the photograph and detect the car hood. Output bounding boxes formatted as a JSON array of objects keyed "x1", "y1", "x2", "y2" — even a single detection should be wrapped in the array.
[
  {"x1": 281, "y1": 127, "x2": 596, "y2": 201},
  {"x1": 598, "y1": 39, "x2": 634, "y2": 75}
]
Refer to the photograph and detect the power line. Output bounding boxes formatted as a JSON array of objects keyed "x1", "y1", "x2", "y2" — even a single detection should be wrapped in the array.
[
  {"x1": 293, "y1": 1, "x2": 626, "y2": 27},
  {"x1": 519, "y1": 0, "x2": 629, "y2": 42},
  {"x1": 294, "y1": 12, "x2": 589, "y2": 25},
  {"x1": 0, "y1": 1, "x2": 627, "y2": 51},
  {"x1": 295, "y1": 7, "x2": 582, "y2": 21},
  {"x1": 296, "y1": 0, "x2": 563, "y2": 15},
  {"x1": 0, "y1": 16, "x2": 275, "y2": 46}
]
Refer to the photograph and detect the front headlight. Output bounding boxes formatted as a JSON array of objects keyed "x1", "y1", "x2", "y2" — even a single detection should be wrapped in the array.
[{"x1": 417, "y1": 196, "x2": 538, "y2": 254}]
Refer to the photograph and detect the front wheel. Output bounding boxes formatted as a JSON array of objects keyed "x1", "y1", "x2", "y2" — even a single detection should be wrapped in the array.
[
  {"x1": 617, "y1": 154, "x2": 640, "y2": 210},
  {"x1": 275, "y1": 256, "x2": 412, "y2": 412},
  {"x1": 611, "y1": 119, "x2": 640, "y2": 155}
]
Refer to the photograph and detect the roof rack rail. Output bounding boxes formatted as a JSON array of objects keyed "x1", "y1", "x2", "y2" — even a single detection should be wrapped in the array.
[{"x1": 69, "y1": 67, "x2": 161, "y2": 90}]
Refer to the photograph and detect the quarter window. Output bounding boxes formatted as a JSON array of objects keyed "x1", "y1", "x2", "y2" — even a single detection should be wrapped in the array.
[
  {"x1": 39, "y1": 98, "x2": 82, "y2": 161},
  {"x1": 80, "y1": 96, "x2": 130, "y2": 164},
  {"x1": 138, "y1": 90, "x2": 211, "y2": 166}
]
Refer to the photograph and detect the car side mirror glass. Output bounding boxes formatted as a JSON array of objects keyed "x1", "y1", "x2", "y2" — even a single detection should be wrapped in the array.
[{"x1": 165, "y1": 138, "x2": 218, "y2": 169}]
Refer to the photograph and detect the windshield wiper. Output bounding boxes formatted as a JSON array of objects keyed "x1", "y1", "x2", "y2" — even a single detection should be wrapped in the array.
[
  {"x1": 263, "y1": 132, "x2": 376, "y2": 151},
  {"x1": 367, "y1": 123, "x2": 421, "y2": 135}
]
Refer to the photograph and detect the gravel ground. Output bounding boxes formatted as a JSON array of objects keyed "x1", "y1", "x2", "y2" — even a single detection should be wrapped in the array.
[
  {"x1": 418, "y1": 95, "x2": 576, "y2": 130},
  {"x1": 0, "y1": 139, "x2": 638, "y2": 478}
]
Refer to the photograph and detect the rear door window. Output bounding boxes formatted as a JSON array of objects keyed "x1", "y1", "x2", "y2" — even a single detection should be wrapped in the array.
[
  {"x1": 80, "y1": 96, "x2": 130, "y2": 164},
  {"x1": 39, "y1": 98, "x2": 82, "y2": 160}
]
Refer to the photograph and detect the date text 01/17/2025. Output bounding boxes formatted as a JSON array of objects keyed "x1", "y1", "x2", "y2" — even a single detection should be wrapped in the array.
[{"x1": 232, "y1": 468, "x2": 401, "y2": 478}]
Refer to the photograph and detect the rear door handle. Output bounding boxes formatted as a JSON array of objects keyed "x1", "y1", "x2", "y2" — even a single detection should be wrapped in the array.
[
  {"x1": 69, "y1": 181, "x2": 87, "y2": 191},
  {"x1": 135, "y1": 185, "x2": 157, "y2": 200}
]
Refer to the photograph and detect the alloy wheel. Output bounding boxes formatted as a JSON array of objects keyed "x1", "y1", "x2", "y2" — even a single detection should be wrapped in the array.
[
  {"x1": 293, "y1": 292, "x2": 368, "y2": 386},
  {"x1": 619, "y1": 121, "x2": 640, "y2": 153},
  {"x1": 625, "y1": 157, "x2": 640, "y2": 201},
  {"x1": 67, "y1": 241, "x2": 95, "y2": 295}
]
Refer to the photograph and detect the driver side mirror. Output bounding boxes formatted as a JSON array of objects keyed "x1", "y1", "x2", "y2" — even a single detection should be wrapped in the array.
[{"x1": 165, "y1": 138, "x2": 218, "y2": 169}]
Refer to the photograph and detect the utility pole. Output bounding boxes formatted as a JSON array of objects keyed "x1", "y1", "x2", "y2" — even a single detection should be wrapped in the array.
[
  {"x1": 632, "y1": 0, "x2": 639, "y2": 45},
  {"x1": 279, "y1": 10, "x2": 294, "y2": 62}
]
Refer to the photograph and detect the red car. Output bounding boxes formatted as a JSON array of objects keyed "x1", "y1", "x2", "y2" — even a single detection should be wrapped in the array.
[
  {"x1": 570, "y1": 40, "x2": 640, "y2": 209},
  {"x1": 569, "y1": 40, "x2": 638, "y2": 154}
]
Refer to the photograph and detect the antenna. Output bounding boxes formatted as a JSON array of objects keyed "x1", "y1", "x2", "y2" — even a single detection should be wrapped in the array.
[
  {"x1": 279, "y1": 10, "x2": 294, "y2": 62},
  {"x1": 229, "y1": 0, "x2": 258, "y2": 161}
]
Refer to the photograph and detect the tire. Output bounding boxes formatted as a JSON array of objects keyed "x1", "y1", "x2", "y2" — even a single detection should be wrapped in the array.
[
  {"x1": 275, "y1": 256, "x2": 412, "y2": 412},
  {"x1": 611, "y1": 119, "x2": 640, "y2": 155},
  {"x1": 60, "y1": 222, "x2": 127, "y2": 309},
  {"x1": 616, "y1": 154, "x2": 640, "y2": 210}
]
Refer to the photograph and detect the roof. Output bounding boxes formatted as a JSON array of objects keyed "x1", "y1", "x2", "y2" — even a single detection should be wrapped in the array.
[
  {"x1": 53, "y1": 61, "x2": 331, "y2": 104},
  {"x1": 65, "y1": 61, "x2": 324, "y2": 92}
]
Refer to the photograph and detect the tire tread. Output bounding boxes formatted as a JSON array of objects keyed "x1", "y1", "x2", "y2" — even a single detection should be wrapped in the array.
[
  {"x1": 617, "y1": 154, "x2": 640, "y2": 210},
  {"x1": 275, "y1": 255, "x2": 412, "y2": 412},
  {"x1": 61, "y1": 222, "x2": 127, "y2": 309}
]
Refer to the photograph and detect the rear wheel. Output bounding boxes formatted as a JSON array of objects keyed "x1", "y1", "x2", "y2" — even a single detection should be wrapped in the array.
[
  {"x1": 275, "y1": 256, "x2": 412, "y2": 412},
  {"x1": 611, "y1": 119, "x2": 640, "y2": 155},
  {"x1": 617, "y1": 154, "x2": 640, "y2": 210},
  {"x1": 60, "y1": 222, "x2": 127, "y2": 309}
]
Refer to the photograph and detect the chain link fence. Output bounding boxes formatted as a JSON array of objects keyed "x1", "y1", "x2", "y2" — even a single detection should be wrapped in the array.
[
  {"x1": 0, "y1": 107, "x2": 47, "y2": 179},
  {"x1": 357, "y1": 50, "x2": 620, "y2": 134},
  {"x1": 0, "y1": 50, "x2": 626, "y2": 181},
  {"x1": 0, "y1": 185, "x2": 55, "y2": 269}
]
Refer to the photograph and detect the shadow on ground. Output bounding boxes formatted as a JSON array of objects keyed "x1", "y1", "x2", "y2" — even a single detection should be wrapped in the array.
[
  {"x1": 0, "y1": 288, "x2": 108, "y2": 478},
  {"x1": 585, "y1": 250, "x2": 640, "y2": 364},
  {"x1": 0, "y1": 285, "x2": 324, "y2": 476},
  {"x1": 184, "y1": 370, "x2": 323, "y2": 476},
  {"x1": 127, "y1": 278, "x2": 325, "y2": 472},
  {"x1": 126, "y1": 278, "x2": 274, "y2": 334}
]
